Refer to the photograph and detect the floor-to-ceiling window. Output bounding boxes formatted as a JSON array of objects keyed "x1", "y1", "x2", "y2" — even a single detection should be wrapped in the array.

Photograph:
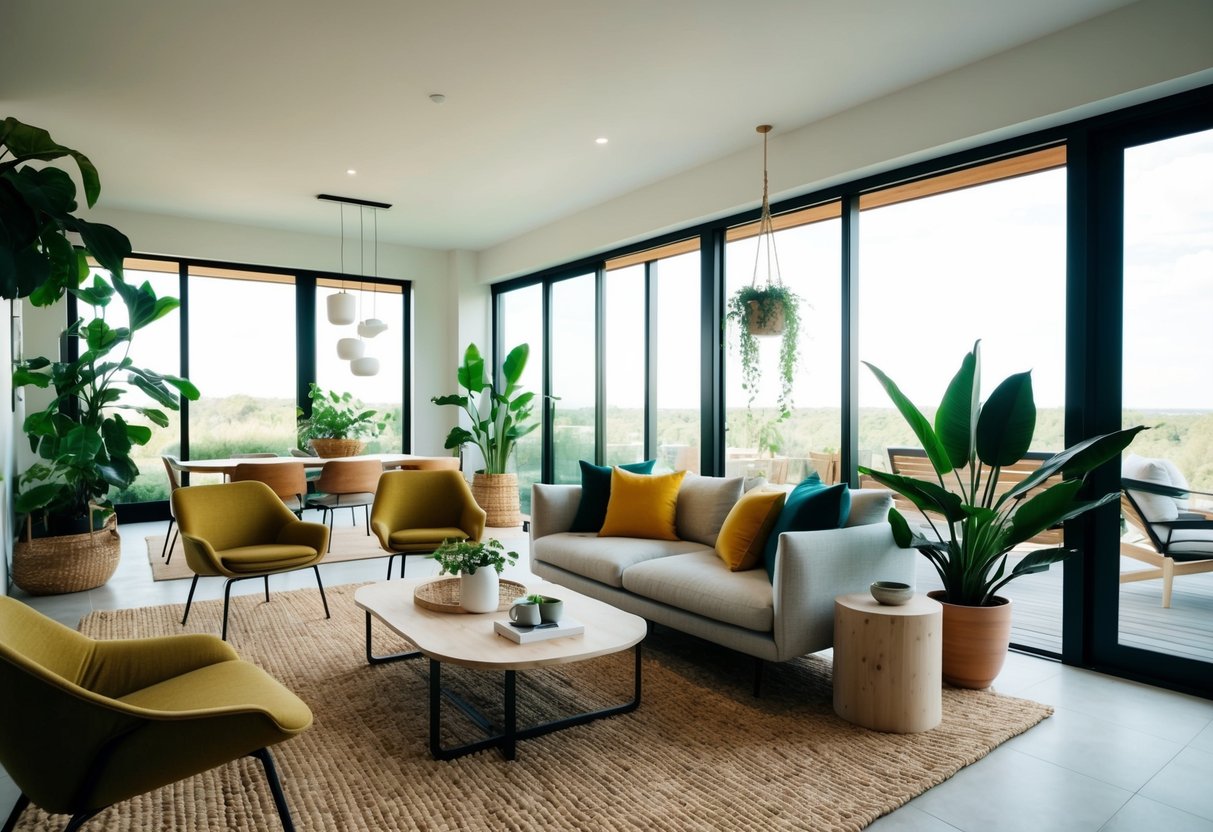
[
  {"x1": 724, "y1": 203, "x2": 842, "y2": 485},
  {"x1": 497, "y1": 283, "x2": 544, "y2": 513},
  {"x1": 603, "y1": 264, "x2": 646, "y2": 467},
  {"x1": 856, "y1": 148, "x2": 1068, "y2": 652},
  {"x1": 550, "y1": 273, "x2": 597, "y2": 483},
  {"x1": 653, "y1": 249, "x2": 701, "y2": 473},
  {"x1": 1118, "y1": 126, "x2": 1213, "y2": 665}
]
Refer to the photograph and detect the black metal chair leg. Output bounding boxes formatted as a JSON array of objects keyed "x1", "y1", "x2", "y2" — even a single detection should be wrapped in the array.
[
  {"x1": 400, "y1": 554, "x2": 406, "y2": 579},
  {"x1": 364, "y1": 504, "x2": 370, "y2": 535},
  {"x1": 251, "y1": 748, "x2": 296, "y2": 832},
  {"x1": 221, "y1": 578, "x2": 236, "y2": 641},
  {"x1": 326, "y1": 509, "x2": 334, "y2": 552},
  {"x1": 264, "y1": 575, "x2": 270, "y2": 602},
  {"x1": 2, "y1": 793, "x2": 30, "y2": 832},
  {"x1": 164, "y1": 527, "x2": 180, "y2": 565},
  {"x1": 386, "y1": 554, "x2": 395, "y2": 580},
  {"x1": 181, "y1": 575, "x2": 200, "y2": 625},
  {"x1": 349, "y1": 506, "x2": 356, "y2": 526},
  {"x1": 63, "y1": 809, "x2": 102, "y2": 832},
  {"x1": 313, "y1": 566, "x2": 330, "y2": 619},
  {"x1": 160, "y1": 518, "x2": 176, "y2": 559}
]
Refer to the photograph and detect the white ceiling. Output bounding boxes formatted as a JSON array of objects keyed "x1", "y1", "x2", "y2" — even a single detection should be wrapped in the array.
[{"x1": 1, "y1": 0, "x2": 1137, "y2": 251}]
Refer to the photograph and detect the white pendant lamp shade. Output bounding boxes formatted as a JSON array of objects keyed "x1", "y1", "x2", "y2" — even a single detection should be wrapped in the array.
[
  {"x1": 357, "y1": 318, "x2": 388, "y2": 339},
  {"x1": 351, "y1": 355, "x2": 380, "y2": 377},
  {"x1": 327, "y1": 291, "x2": 357, "y2": 325},
  {"x1": 336, "y1": 337, "x2": 365, "y2": 360}
]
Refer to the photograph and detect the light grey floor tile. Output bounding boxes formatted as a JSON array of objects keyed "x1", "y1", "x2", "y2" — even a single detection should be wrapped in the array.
[
  {"x1": 1191, "y1": 722, "x2": 1213, "y2": 755},
  {"x1": 1018, "y1": 665, "x2": 1213, "y2": 745},
  {"x1": 1004, "y1": 703, "x2": 1184, "y2": 790},
  {"x1": 868, "y1": 804, "x2": 964, "y2": 831},
  {"x1": 1100, "y1": 795, "x2": 1213, "y2": 832},
  {"x1": 986, "y1": 649, "x2": 1066, "y2": 697},
  {"x1": 1140, "y1": 747, "x2": 1213, "y2": 822},
  {"x1": 910, "y1": 747, "x2": 1131, "y2": 832}
]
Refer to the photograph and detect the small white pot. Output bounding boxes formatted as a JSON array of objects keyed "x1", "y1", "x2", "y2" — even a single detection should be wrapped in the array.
[{"x1": 460, "y1": 568, "x2": 499, "y2": 613}]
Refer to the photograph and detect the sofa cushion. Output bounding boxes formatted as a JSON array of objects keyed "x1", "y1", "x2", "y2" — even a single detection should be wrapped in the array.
[
  {"x1": 676, "y1": 474, "x2": 744, "y2": 547},
  {"x1": 599, "y1": 468, "x2": 686, "y2": 540},
  {"x1": 763, "y1": 474, "x2": 851, "y2": 580},
  {"x1": 532, "y1": 532, "x2": 707, "y2": 588},
  {"x1": 622, "y1": 550, "x2": 774, "y2": 632},
  {"x1": 569, "y1": 459, "x2": 656, "y2": 532},
  {"x1": 846, "y1": 489, "x2": 894, "y2": 527},
  {"x1": 715, "y1": 489, "x2": 785, "y2": 571}
]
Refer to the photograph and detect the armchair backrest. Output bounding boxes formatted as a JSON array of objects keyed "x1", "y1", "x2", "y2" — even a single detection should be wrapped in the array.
[
  {"x1": 173, "y1": 481, "x2": 299, "y2": 550},
  {"x1": 371, "y1": 469, "x2": 485, "y2": 532}
]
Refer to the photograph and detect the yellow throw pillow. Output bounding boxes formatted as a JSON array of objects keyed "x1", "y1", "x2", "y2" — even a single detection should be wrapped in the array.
[
  {"x1": 598, "y1": 468, "x2": 687, "y2": 540},
  {"x1": 715, "y1": 489, "x2": 787, "y2": 571}
]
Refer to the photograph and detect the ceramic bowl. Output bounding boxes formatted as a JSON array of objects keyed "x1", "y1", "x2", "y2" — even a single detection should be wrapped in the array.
[{"x1": 870, "y1": 581, "x2": 913, "y2": 606}]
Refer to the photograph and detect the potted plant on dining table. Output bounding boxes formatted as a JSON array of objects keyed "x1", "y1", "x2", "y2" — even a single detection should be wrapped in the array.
[
  {"x1": 297, "y1": 383, "x2": 393, "y2": 458},
  {"x1": 859, "y1": 341, "x2": 1144, "y2": 688}
]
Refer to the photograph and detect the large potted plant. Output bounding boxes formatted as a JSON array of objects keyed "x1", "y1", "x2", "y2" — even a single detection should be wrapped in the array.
[
  {"x1": 859, "y1": 341, "x2": 1143, "y2": 688},
  {"x1": 297, "y1": 383, "x2": 392, "y2": 458},
  {"x1": 432, "y1": 342, "x2": 537, "y2": 527},
  {"x1": 726, "y1": 284, "x2": 800, "y2": 419},
  {"x1": 13, "y1": 273, "x2": 199, "y2": 594}
]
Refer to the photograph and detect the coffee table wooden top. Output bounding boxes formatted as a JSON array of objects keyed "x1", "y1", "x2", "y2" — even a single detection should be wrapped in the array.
[{"x1": 354, "y1": 578, "x2": 647, "y2": 671}]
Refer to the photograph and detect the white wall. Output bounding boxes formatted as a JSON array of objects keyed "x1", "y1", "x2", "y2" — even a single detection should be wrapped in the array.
[{"x1": 476, "y1": 0, "x2": 1213, "y2": 282}]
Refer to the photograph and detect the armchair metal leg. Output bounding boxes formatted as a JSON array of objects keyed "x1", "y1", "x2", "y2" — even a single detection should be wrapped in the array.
[
  {"x1": 63, "y1": 809, "x2": 102, "y2": 832},
  {"x1": 182, "y1": 574, "x2": 200, "y2": 625},
  {"x1": 264, "y1": 575, "x2": 270, "y2": 602},
  {"x1": 164, "y1": 527, "x2": 180, "y2": 565},
  {"x1": 221, "y1": 578, "x2": 236, "y2": 641},
  {"x1": 2, "y1": 793, "x2": 29, "y2": 832},
  {"x1": 326, "y1": 508, "x2": 334, "y2": 552},
  {"x1": 364, "y1": 504, "x2": 370, "y2": 535},
  {"x1": 251, "y1": 748, "x2": 297, "y2": 832},
  {"x1": 160, "y1": 518, "x2": 176, "y2": 559},
  {"x1": 314, "y1": 566, "x2": 331, "y2": 619}
]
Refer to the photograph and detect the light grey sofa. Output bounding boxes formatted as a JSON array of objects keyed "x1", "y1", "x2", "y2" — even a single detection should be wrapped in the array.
[{"x1": 529, "y1": 481, "x2": 915, "y2": 664}]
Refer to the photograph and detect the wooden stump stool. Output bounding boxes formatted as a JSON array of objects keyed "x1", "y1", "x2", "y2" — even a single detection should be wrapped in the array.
[{"x1": 832, "y1": 592, "x2": 942, "y2": 733}]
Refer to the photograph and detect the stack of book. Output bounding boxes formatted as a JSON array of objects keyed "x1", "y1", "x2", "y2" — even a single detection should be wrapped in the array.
[{"x1": 494, "y1": 618, "x2": 585, "y2": 644}]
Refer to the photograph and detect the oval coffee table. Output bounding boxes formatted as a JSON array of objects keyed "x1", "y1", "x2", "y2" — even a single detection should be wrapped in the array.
[{"x1": 354, "y1": 578, "x2": 647, "y2": 760}]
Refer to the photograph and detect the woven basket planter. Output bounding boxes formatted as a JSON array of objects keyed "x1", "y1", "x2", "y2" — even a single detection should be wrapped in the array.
[
  {"x1": 745, "y1": 299, "x2": 786, "y2": 337},
  {"x1": 309, "y1": 438, "x2": 367, "y2": 458},
  {"x1": 13, "y1": 514, "x2": 121, "y2": 595},
  {"x1": 471, "y1": 472, "x2": 522, "y2": 528}
]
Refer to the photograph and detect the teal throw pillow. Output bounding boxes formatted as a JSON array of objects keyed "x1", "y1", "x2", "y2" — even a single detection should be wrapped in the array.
[
  {"x1": 762, "y1": 473, "x2": 851, "y2": 580},
  {"x1": 569, "y1": 459, "x2": 657, "y2": 532}
]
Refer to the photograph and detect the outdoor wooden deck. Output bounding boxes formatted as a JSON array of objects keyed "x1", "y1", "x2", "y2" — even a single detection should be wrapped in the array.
[{"x1": 913, "y1": 554, "x2": 1213, "y2": 663}]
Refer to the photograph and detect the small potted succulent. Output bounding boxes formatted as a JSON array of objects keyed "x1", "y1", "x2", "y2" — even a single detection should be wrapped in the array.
[
  {"x1": 429, "y1": 537, "x2": 518, "y2": 613},
  {"x1": 296, "y1": 383, "x2": 392, "y2": 457}
]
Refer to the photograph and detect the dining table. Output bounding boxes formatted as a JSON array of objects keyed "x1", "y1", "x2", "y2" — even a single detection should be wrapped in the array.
[{"x1": 173, "y1": 453, "x2": 461, "y2": 476}]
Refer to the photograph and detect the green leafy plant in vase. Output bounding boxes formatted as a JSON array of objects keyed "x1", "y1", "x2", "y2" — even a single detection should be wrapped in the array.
[
  {"x1": 430, "y1": 537, "x2": 519, "y2": 614},
  {"x1": 858, "y1": 340, "x2": 1143, "y2": 687},
  {"x1": 296, "y1": 383, "x2": 392, "y2": 457},
  {"x1": 432, "y1": 342, "x2": 537, "y2": 527}
]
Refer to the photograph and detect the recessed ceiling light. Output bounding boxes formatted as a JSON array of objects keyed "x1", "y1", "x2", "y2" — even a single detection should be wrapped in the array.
[
  {"x1": 429, "y1": 93, "x2": 446, "y2": 104},
  {"x1": 346, "y1": 169, "x2": 357, "y2": 176},
  {"x1": 595, "y1": 137, "x2": 609, "y2": 145}
]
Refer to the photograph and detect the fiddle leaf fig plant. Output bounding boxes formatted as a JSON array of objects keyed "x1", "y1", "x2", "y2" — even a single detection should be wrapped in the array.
[
  {"x1": 858, "y1": 341, "x2": 1145, "y2": 607},
  {"x1": 14, "y1": 271, "x2": 200, "y2": 535},
  {"x1": 1, "y1": 116, "x2": 132, "y2": 305},
  {"x1": 432, "y1": 342, "x2": 537, "y2": 474}
]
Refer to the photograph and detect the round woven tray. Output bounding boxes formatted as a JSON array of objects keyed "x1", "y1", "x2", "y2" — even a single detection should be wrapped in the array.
[{"x1": 413, "y1": 577, "x2": 527, "y2": 614}]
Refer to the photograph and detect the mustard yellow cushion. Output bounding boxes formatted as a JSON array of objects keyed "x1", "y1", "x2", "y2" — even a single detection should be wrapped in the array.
[
  {"x1": 598, "y1": 468, "x2": 687, "y2": 540},
  {"x1": 715, "y1": 489, "x2": 787, "y2": 571}
]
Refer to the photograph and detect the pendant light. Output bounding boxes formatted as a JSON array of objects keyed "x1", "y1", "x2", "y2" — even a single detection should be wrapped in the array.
[
  {"x1": 357, "y1": 206, "x2": 388, "y2": 339},
  {"x1": 325, "y1": 203, "x2": 356, "y2": 324},
  {"x1": 350, "y1": 355, "x2": 380, "y2": 376}
]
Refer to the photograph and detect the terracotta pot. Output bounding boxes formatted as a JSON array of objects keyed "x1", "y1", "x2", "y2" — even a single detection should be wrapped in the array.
[
  {"x1": 745, "y1": 299, "x2": 785, "y2": 337},
  {"x1": 309, "y1": 438, "x2": 366, "y2": 458},
  {"x1": 471, "y1": 472, "x2": 522, "y2": 527},
  {"x1": 928, "y1": 590, "x2": 1012, "y2": 689}
]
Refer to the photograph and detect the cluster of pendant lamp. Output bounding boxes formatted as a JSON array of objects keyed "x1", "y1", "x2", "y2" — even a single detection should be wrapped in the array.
[{"x1": 319, "y1": 194, "x2": 391, "y2": 376}]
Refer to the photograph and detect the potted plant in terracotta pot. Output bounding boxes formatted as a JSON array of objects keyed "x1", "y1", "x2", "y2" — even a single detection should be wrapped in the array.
[
  {"x1": 432, "y1": 342, "x2": 537, "y2": 527},
  {"x1": 296, "y1": 383, "x2": 392, "y2": 458},
  {"x1": 429, "y1": 537, "x2": 518, "y2": 613},
  {"x1": 859, "y1": 341, "x2": 1144, "y2": 688}
]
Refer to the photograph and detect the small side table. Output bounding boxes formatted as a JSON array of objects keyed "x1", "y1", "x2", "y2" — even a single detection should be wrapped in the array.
[{"x1": 832, "y1": 592, "x2": 942, "y2": 733}]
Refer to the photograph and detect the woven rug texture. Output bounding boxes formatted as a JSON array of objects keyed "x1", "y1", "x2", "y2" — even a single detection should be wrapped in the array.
[{"x1": 14, "y1": 584, "x2": 1052, "y2": 831}]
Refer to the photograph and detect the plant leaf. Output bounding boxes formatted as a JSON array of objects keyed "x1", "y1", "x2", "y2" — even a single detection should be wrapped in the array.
[
  {"x1": 975, "y1": 370, "x2": 1035, "y2": 467},
  {"x1": 935, "y1": 344, "x2": 979, "y2": 470},
  {"x1": 1007, "y1": 425, "x2": 1150, "y2": 498},
  {"x1": 863, "y1": 361, "x2": 953, "y2": 477}
]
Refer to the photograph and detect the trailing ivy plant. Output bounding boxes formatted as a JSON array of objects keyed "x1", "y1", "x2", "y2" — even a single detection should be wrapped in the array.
[{"x1": 725, "y1": 284, "x2": 801, "y2": 419}]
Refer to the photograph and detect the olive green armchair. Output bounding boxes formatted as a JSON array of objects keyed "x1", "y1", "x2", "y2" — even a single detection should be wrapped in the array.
[
  {"x1": 370, "y1": 469, "x2": 486, "y2": 579},
  {"x1": 173, "y1": 480, "x2": 331, "y2": 640},
  {"x1": 0, "y1": 596, "x2": 311, "y2": 831}
]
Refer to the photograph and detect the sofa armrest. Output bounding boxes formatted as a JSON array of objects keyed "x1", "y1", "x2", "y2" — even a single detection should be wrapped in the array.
[
  {"x1": 771, "y1": 523, "x2": 916, "y2": 661},
  {"x1": 530, "y1": 483, "x2": 583, "y2": 543}
]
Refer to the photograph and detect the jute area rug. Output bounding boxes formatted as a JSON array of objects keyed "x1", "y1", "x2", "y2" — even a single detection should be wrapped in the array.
[{"x1": 17, "y1": 584, "x2": 1052, "y2": 831}]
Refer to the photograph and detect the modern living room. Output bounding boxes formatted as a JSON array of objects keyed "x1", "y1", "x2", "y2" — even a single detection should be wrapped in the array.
[{"x1": 3, "y1": 1, "x2": 1213, "y2": 830}]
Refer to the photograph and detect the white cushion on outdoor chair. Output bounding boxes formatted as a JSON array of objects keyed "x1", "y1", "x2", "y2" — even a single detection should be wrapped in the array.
[{"x1": 1122, "y1": 454, "x2": 1184, "y2": 522}]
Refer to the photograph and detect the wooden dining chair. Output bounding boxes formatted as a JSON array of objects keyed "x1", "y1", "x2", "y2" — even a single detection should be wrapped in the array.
[
  {"x1": 229, "y1": 462, "x2": 309, "y2": 517},
  {"x1": 305, "y1": 458, "x2": 383, "y2": 550}
]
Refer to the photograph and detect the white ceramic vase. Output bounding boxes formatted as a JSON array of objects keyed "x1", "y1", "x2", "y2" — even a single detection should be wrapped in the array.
[{"x1": 460, "y1": 568, "x2": 499, "y2": 613}]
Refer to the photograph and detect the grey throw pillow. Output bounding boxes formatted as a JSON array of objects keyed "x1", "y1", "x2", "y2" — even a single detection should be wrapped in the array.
[{"x1": 676, "y1": 474, "x2": 744, "y2": 547}]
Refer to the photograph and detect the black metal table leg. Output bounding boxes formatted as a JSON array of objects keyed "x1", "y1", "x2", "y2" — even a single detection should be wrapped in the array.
[{"x1": 364, "y1": 612, "x2": 423, "y2": 665}]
